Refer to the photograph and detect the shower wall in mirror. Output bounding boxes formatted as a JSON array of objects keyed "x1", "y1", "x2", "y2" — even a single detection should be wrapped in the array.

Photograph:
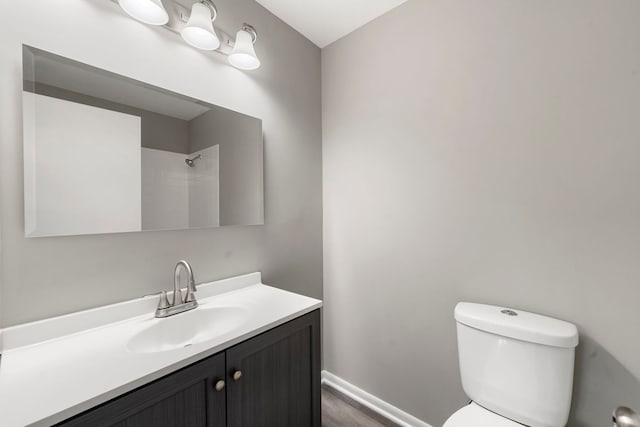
[{"x1": 22, "y1": 46, "x2": 263, "y2": 237}]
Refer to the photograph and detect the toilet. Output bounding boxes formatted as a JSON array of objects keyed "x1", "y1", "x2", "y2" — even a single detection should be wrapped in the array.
[{"x1": 444, "y1": 302, "x2": 579, "y2": 427}]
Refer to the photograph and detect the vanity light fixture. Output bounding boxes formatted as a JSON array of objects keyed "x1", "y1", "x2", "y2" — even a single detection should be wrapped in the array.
[
  {"x1": 114, "y1": 0, "x2": 261, "y2": 70},
  {"x1": 118, "y1": 0, "x2": 169, "y2": 26},
  {"x1": 228, "y1": 24, "x2": 260, "y2": 70},
  {"x1": 181, "y1": 1, "x2": 220, "y2": 51}
]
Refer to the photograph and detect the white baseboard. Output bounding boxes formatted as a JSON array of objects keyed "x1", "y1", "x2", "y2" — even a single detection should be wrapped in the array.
[{"x1": 321, "y1": 370, "x2": 432, "y2": 427}]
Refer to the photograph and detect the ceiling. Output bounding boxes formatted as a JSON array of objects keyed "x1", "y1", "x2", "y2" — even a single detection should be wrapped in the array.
[{"x1": 255, "y1": 0, "x2": 410, "y2": 48}]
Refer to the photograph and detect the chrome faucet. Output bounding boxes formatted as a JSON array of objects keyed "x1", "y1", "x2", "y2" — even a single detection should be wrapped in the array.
[{"x1": 155, "y1": 260, "x2": 198, "y2": 318}]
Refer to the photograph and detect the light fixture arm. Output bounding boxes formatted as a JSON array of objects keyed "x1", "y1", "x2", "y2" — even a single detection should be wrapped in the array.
[
  {"x1": 241, "y1": 23, "x2": 258, "y2": 43},
  {"x1": 199, "y1": 0, "x2": 217, "y2": 22}
]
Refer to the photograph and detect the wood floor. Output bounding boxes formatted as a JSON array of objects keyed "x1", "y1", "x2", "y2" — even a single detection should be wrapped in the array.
[{"x1": 321, "y1": 384, "x2": 401, "y2": 427}]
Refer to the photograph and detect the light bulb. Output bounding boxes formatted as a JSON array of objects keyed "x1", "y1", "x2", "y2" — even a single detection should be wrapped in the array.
[
  {"x1": 228, "y1": 28, "x2": 260, "y2": 70},
  {"x1": 181, "y1": 2, "x2": 220, "y2": 51},
  {"x1": 119, "y1": 0, "x2": 169, "y2": 26}
]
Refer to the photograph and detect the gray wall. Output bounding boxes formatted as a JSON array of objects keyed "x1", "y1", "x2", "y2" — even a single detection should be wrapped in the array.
[
  {"x1": 322, "y1": 1, "x2": 640, "y2": 426},
  {"x1": 190, "y1": 108, "x2": 263, "y2": 226},
  {"x1": 0, "y1": 0, "x2": 322, "y2": 326}
]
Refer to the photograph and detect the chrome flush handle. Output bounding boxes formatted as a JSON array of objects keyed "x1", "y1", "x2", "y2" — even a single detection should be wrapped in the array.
[{"x1": 614, "y1": 407, "x2": 640, "y2": 427}]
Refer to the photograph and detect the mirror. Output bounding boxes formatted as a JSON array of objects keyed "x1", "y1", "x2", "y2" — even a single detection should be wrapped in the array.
[{"x1": 22, "y1": 46, "x2": 263, "y2": 237}]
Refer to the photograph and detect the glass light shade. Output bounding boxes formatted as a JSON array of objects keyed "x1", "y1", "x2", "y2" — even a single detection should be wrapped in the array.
[
  {"x1": 119, "y1": 0, "x2": 169, "y2": 26},
  {"x1": 228, "y1": 30, "x2": 260, "y2": 70},
  {"x1": 181, "y1": 3, "x2": 220, "y2": 50}
]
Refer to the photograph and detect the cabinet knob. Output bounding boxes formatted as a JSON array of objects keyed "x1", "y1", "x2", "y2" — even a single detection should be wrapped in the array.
[
  {"x1": 214, "y1": 379, "x2": 225, "y2": 391},
  {"x1": 232, "y1": 370, "x2": 242, "y2": 381}
]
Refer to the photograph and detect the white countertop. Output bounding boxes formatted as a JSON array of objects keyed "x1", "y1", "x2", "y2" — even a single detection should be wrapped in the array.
[{"x1": 0, "y1": 273, "x2": 322, "y2": 427}]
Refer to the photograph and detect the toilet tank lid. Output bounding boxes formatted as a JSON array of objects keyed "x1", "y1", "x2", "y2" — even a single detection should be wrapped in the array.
[{"x1": 455, "y1": 302, "x2": 579, "y2": 348}]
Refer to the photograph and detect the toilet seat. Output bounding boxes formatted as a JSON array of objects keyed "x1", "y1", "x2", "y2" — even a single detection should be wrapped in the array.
[{"x1": 443, "y1": 402, "x2": 523, "y2": 427}]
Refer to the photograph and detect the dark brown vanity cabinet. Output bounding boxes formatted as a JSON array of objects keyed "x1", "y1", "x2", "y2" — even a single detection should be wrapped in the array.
[
  {"x1": 59, "y1": 310, "x2": 320, "y2": 427},
  {"x1": 226, "y1": 311, "x2": 320, "y2": 427}
]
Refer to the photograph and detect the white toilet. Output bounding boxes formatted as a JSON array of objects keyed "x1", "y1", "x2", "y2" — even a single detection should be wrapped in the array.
[{"x1": 444, "y1": 302, "x2": 579, "y2": 427}]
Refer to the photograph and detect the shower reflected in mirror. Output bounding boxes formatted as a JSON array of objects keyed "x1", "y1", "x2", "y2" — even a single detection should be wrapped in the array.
[{"x1": 185, "y1": 154, "x2": 202, "y2": 167}]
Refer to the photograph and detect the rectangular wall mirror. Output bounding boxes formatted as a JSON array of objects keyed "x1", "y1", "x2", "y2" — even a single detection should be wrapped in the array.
[{"x1": 22, "y1": 45, "x2": 263, "y2": 238}]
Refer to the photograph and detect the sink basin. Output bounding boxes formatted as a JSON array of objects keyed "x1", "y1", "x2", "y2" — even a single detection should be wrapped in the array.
[{"x1": 127, "y1": 306, "x2": 248, "y2": 353}]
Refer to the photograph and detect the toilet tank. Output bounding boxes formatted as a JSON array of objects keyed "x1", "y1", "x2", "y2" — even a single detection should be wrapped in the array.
[{"x1": 455, "y1": 303, "x2": 579, "y2": 427}]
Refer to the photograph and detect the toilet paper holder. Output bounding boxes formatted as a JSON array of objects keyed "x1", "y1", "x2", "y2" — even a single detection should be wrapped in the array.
[{"x1": 614, "y1": 407, "x2": 640, "y2": 427}]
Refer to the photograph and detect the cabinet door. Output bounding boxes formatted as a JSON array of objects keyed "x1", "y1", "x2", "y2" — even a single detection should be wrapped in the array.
[
  {"x1": 226, "y1": 310, "x2": 321, "y2": 427},
  {"x1": 58, "y1": 352, "x2": 226, "y2": 427}
]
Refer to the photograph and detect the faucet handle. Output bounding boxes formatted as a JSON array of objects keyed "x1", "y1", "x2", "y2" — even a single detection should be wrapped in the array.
[{"x1": 157, "y1": 291, "x2": 170, "y2": 310}]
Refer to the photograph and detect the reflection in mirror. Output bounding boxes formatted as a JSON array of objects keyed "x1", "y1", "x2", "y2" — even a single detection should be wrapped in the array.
[{"x1": 22, "y1": 45, "x2": 263, "y2": 237}]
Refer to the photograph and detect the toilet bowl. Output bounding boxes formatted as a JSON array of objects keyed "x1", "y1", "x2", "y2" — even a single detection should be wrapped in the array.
[{"x1": 444, "y1": 302, "x2": 579, "y2": 427}]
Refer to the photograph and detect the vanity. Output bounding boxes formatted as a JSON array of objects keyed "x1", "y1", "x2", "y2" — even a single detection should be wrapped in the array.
[
  {"x1": 0, "y1": 45, "x2": 324, "y2": 427},
  {"x1": 0, "y1": 273, "x2": 322, "y2": 427}
]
